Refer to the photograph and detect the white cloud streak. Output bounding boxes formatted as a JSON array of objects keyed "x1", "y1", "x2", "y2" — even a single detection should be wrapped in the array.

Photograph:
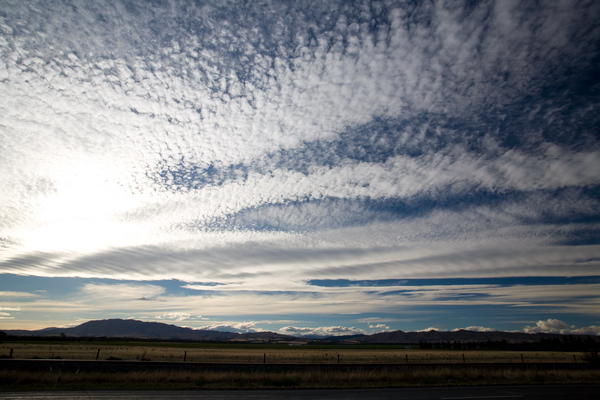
[{"x1": 0, "y1": 291, "x2": 40, "y2": 298}]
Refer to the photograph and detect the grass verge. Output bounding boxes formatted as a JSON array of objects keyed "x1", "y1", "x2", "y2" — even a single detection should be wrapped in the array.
[{"x1": 1, "y1": 367, "x2": 600, "y2": 390}]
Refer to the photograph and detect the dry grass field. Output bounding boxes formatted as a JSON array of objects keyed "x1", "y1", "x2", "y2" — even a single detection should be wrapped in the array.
[
  {"x1": 1, "y1": 342, "x2": 598, "y2": 389},
  {"x1": 0, "y1": 342, "x2": 588, "y2": 364},
  {"x1": 1, "y1": 366, "x2": 599, "y2": 390}
]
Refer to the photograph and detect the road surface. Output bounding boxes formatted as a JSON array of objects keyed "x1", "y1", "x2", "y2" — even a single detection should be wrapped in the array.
[{"x1": 0, "y1": 385, "x2": 598, "y2": 399}]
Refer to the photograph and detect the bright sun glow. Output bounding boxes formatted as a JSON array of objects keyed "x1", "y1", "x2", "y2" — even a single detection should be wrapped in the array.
[{"x1": 15, "y1": 157, "x2": 144, "y2": 252}]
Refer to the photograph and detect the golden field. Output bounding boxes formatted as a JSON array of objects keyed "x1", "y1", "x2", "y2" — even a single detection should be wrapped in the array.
[
  {"x1": 2, "y1": 342, "x2": 599, "y2": 389},
  {"x1": 0, "y1": 342, "x2": 588, "y2": 364}
]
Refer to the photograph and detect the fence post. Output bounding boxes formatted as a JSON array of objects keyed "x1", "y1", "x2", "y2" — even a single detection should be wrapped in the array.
[
  {"x1": 9, "y1": 348, "x2": 13, "y2": 359},
  {"x1": 337, "y1": 354, "x2": 340, "y2": 364},
  {"x1": 462, "y1": 353, "x2": 466, "y2": 363},
  {"x1": 520, "y1": 353, "x2": 524, "y2": 363},
  {"x1": 263, "y1": 353, "x2": 266, "y2": 364},
  {"x1": 405, "y1": 354, "x2": 408, "y2": 363},
  {"x1": 96, "y1": 349, "x2": 100, "y2": 360},
  {"x1": 184, "y1": 351, "x2": 187, "y2": 362}
]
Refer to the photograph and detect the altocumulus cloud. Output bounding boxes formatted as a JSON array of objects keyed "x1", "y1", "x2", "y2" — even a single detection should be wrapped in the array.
[{"x1": 0, "y1": 0, "x2": 599, "y2": 329}]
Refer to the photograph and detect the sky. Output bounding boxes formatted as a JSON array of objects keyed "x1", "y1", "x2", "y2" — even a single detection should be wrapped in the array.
[{"x1": 0, "y1": 0, "x2": 599, "y2": 336}]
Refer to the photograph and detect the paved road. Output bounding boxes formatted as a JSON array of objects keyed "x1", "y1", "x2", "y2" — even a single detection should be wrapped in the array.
[{"x1": 0, "y1": 385, "x2": 598, "y2": 399}]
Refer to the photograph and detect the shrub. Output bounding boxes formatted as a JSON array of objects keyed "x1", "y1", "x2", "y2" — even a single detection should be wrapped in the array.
[{"x1": 582, "y1": 351, "x2": 599, "y2": 364}]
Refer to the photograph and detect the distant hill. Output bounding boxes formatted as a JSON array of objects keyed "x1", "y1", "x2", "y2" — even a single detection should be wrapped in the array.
[
  {"x1": 236, "y1": 331, "x2": 298, "y2": 342},
  {"x1": 3, "y1": 319, "x2": 239, "y2": 341},
  {"x1": 2, "y1": 319, "x2": 599, "y2": 345},
  {"x1": 2, "y1": 319, "x2": 298, "y2": 342},
  {"x1": 346, "y1": 329, "x2": 587, "y2": 344},
  {"x1": 313, "y1": 329, "x2": 600, "y2": 348}
]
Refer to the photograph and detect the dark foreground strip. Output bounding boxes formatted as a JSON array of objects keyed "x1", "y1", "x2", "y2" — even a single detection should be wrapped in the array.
[
  {"x1": 0, "y1": 385, "x2": 600, "y2": 400},
  {"x1": 1, "y1": 359, "x2": 597, "y2": 372}
]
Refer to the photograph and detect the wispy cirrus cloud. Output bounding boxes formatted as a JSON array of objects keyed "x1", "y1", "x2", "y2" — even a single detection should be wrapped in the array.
[
  {"x1": 0, "y1": 291, "x2": 40, "y2": 298},
  {"x1": 0, "y1": 312, "x2": 15, "y2": 320},
  {"x1": 80, "y1": 283, "x2": 164, "y2": 301}
]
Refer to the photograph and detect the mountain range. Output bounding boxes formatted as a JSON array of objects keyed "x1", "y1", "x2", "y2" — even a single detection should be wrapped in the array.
[
  {"x1": 3, "y1": 319, "x2": 599, "y2": 344},
  {"x1": 2, "y1": 319, "x2": 295, "y2": 342}
]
